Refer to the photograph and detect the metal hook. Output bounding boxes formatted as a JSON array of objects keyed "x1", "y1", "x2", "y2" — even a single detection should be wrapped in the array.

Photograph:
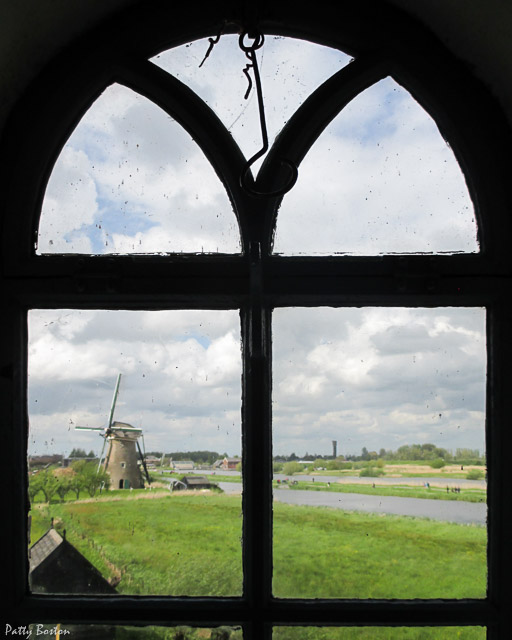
[
  {"x1": 240, "y1": 157, "x2": 298, "y2": 200},
  {"x1": 238, "y1": 30, "x2": 298, "y2": 199},
  {"x1": 198, "y1": 22, "x2": 229, "y2": 67}
]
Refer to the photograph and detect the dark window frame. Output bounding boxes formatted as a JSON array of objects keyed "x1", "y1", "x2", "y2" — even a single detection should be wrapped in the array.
[{"x1": 2, "y1": 1, "x2": 512, "y2": 638}]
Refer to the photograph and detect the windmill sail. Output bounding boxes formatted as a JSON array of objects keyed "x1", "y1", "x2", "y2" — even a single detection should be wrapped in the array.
[{"x1": 107, "y1": 373, "x2": 122, "y2": 430}]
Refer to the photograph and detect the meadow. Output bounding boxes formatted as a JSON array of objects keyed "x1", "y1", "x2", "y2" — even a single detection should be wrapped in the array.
[
  {"x1": 276, "y1": 480, "x2": 486, "y2": 503},
  {"x1": 111, "y1": 625, "x2": 486, "y2": 639},
  {"x1": 31, "y1": 491, "x2": 486, "y2": 600}
]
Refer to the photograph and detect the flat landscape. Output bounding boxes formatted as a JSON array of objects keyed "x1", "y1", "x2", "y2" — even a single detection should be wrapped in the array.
[
  {"x1": 29, "y1": 459, "x2": 487, "y2": 639},
  {"x1": 31, "y1": 487, "x2": 486, "y2": 600}
]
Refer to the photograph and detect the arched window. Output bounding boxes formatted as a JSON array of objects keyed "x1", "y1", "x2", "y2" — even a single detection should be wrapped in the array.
[{"x1": 3, "y1": 2, "x2": 512, "y2": 639}]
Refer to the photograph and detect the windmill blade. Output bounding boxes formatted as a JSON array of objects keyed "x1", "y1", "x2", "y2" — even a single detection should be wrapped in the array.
[
  {"x1": 107, "y1": 373, "x2": 122, "y2": 429},
  {"x1": 75, "y1": 425, "x2": 105, "y2": 431},
  {"x1": 136, "y1": 438, "x2": 151, "y2": 485},
  {"x1": 96, "y1": 434, "x2": 108, "y2": 474}
]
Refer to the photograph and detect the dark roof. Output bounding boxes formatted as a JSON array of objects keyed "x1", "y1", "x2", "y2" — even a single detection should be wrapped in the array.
[
  {"x1": 29, "y1": 528, "x2": 118, "y2": 594},
  {"x1": 182, "y1": 476, "x2": 212, "y2": 487},
  {"x1": 29, "y1": 527, "x2": 62, "y2": 572}
]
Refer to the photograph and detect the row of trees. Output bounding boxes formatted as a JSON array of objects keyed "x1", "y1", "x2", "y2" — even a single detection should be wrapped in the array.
[
  {"x1": 275, "y1": 444, "x2": 484, "y2": 465},
  {"x1": 147, "y1": 450, "x2": 227, "y2": 465},
  {"x1": 68, "y1": 447, "x2": 96, "y2": 458},
  {"x1": 364, "y1": 444, "x2": 484, "y2": 464},
  {"x1": 28, "y1": 460, "x2": 110, "y2": 503}
]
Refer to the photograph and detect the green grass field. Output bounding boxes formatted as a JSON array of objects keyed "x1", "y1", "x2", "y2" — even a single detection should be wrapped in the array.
[
  {"x1": 33, "y1": 492, "x2": 243, "y2": 596},
  {"x1": 277, "y1": 481, "x2": 486, "y2": 503},
  {"x1": 273, "y1": 502, "x2": 486, "y2": 599},
  {"x1": 31, "y1": 492, "x2": 486, "y2": 601},
  {"x1": 272, "y1": 627, "x2": 485, "y2": 640},
  {"x1": 89, "y1": 625, "x2": 487, "y2": 639},
  {"x1": 61, "y1": 625, "x2": 484, "y2": 640}
]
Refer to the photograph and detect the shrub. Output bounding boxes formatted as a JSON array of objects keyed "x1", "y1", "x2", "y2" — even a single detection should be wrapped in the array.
[
  {"x1": 430, "y1": 458, "x2": 446, "y2": 469},
  {"x1": 283, "y1": 461, "x2": 303, "y2": 476},
  {"x1": 466, "y1": 468, "x2": 485, "y2": 480},
  {"x1": 359, "y1": 466, "x2": 384, "y2": 477}
]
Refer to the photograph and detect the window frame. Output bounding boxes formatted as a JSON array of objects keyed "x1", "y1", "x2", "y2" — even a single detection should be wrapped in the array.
[{"x1": 2, "y1": 1, "x2": 512, "y2": 638}]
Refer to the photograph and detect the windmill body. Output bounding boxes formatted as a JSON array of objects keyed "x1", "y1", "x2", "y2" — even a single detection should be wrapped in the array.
[
  {"x1": 76, "y1": 375, "x2": 150, "y2": 490},
  {"x1": 103, "y1": 422, "x2": 145, "y2": 489}
]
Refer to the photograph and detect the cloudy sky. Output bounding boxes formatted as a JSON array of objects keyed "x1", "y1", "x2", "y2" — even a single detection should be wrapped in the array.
[
  {"x1": 29, "y1": 35, "x2": 485, "y2": 458},
  {"x1": 37, "y1": 34, "x2": 477, "y2": 256},
  {"x1": 28, "y1": 306, "x2": 486, "y2": 458},
  {"x1": 272, "y1": 307, "x2": 486, "y2": 458},
  {"x1": 28, "y1": 309, "x2": 243, "y2": 456}
]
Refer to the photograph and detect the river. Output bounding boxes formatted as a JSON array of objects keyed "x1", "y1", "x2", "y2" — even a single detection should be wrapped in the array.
[
  {"x1": 160, "y1": 471, "x2": 486, "y2": 525},
  {"x1": 216, "y1": 481, "x2": 486, "y2": 525}
]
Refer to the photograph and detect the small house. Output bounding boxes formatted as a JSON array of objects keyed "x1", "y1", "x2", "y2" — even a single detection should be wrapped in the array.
[
  {"x1": 30, "y1": 527, "x2": 118, "y2": 594},
  {"x1": 221, "y1": 457, "x2": 240, "y2": 470},
  {"x1": 171, "y1": 460, "x2": 195, "y2": 471},
  {"x1": 181, "y1": 476, "x2": 214, "y2": 490}
]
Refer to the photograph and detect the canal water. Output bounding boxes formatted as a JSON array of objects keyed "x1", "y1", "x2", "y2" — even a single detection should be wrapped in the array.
[{"x1": 217, "y1": 481, "x2": 486, "y2": 525}]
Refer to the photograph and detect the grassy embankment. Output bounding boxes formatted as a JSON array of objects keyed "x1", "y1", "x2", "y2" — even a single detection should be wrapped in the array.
[
  {"x1": 275, "y1": 480, "x2": 486, "y2": 503},
  {"x1": 170, "y1": 473, "x2": 486, "y2": 503},
  {"x1": 303, "y1": 462, "x2": 485, "y2": 481}
]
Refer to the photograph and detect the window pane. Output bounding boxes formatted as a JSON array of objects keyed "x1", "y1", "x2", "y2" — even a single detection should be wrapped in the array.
[
  {"x1": 272, "y1": 307, "x2": 487, "y2": 599},
  {"x1": 29, "y1": 625, "x2": 243, "y2": 639},
  {"x1": 151, "y1": 36, "x2": 351, "y2": 168},
  {"x1": 38, "y1": 85, "x2": 241, "y2": 254},
  {"x1": 273, "y1": 78, "x2": 478, "y2": 255},
  {"x1": 28, "y1": 309, "x2": 243, "y2": 596},
  {"x1": 273, "y1": 627, "x2": 486, "y2": 639}
]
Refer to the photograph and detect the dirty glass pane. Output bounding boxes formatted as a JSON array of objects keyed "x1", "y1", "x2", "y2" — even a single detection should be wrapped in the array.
[
  {"x1": 151, "y1": 36, "x2": 351, "y2": 168},
  {"x1": 27, "y1": 625, "x2": 243, "y2": 639},
  {"x1": 273, "y1": 627, "x2": 486, "y2": 639},
  {"x1": 273, "y1": 78, "x2": 478, "y2": 255},
  {"x1": 27, "y1": 309, "x2": 242, "y2": 596},
  {"x1": 38, "y1": 84, "x2": 241, "y2": 254},
  {"x1": 272, "y1": 307, "x2": 487, "y2": 599}
]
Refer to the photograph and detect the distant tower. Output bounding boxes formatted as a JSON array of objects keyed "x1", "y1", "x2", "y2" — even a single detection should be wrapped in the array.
[{"x1": 332, "y1": 440, "x2": 337, "y2": 459}]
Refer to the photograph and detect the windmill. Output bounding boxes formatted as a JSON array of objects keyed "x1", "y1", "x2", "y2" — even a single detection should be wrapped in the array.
[{"x1": 75, "y1": 374, "x2": 151, "y2": 489}]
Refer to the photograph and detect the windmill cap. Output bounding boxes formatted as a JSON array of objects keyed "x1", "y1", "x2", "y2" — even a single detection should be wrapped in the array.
[{"x1": 110, "y1": 421, "x2": 142, "y2": 434}]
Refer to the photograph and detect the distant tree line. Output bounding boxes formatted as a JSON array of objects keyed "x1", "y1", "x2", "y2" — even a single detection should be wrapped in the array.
[
  {"x1": 146, "y1": 451, "x2": 227, "y2": 465},
  {"x1": 274, "y1": 444, "x2": 484, "y2": 465},
  {"x1": 357, "y1": 444, "x2": 484, "y2": 464},
  {"x1": 69, "y1": 447, "x2": 96, "y2": 458}
]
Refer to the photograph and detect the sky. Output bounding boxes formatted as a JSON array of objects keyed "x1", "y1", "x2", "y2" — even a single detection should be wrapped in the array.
[
  {"x1": 28, "y1": 35, "x2": 485, "y2": 458},
  {"x1": 28, "y1": 306, "x2": 486, "y2": 458},
  {"x1": 37, "y1": 34, "x2": 477, "y2": 256}
]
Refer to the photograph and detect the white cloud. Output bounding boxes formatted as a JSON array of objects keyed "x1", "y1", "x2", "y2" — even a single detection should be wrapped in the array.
[
  {"x1": 273, "y1": 77, "x2": 477, "y2": 255},
  {"x1": 272, "y1": 307, "x2": 486, "y2": 456},
  {"x1": 38, "y1": 84, "x2": 241, "y2": 254}
]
